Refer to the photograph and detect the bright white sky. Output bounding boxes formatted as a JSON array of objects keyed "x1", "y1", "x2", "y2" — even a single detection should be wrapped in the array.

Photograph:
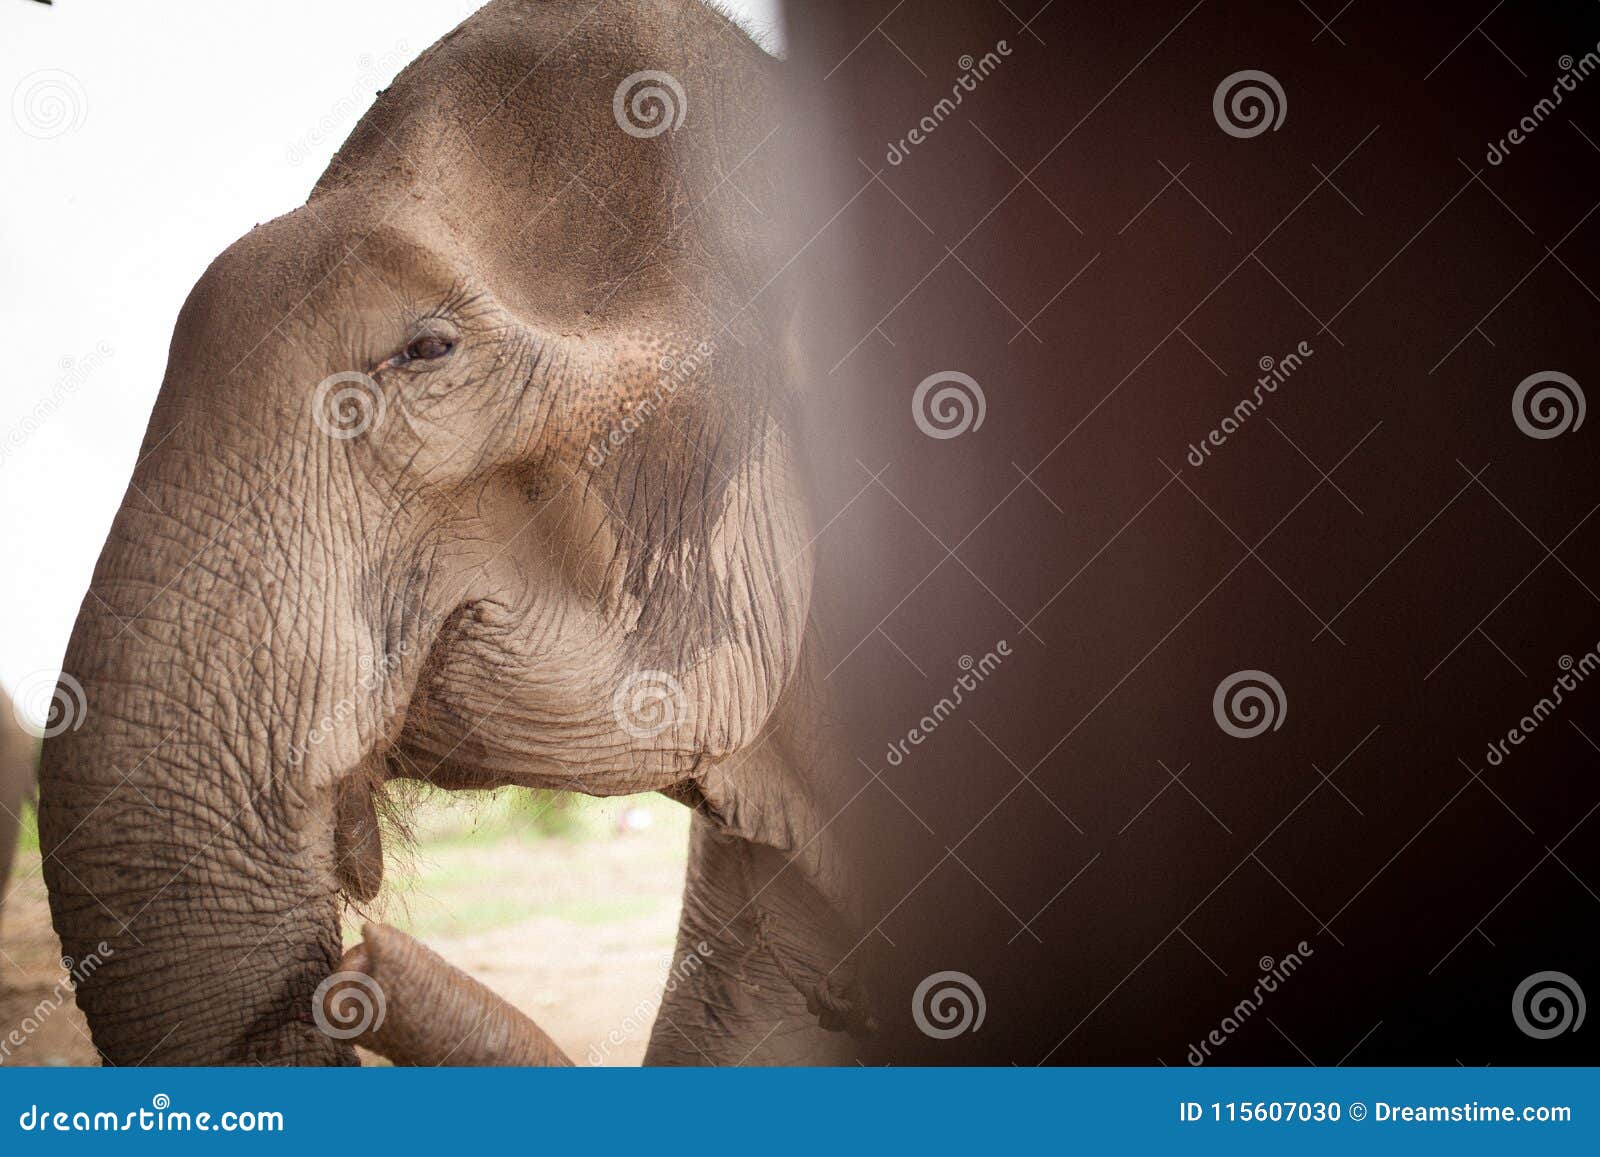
[{"x1": 0, "y1": 0, "x2": 783, "y2": 717}]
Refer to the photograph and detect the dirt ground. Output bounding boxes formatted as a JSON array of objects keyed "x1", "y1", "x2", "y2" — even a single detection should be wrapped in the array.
[
  {"x1": 0, "y1": 797, "x2": 689, "y2": 1067},
  {"x1": 0, "y1": 860, "x2": 96, "y2": 1067}
]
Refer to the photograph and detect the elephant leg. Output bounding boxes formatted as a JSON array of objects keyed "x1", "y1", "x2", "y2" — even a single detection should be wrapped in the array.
[{"x1": 644, "y1": 812, "x2": 871, "y2": 1066}]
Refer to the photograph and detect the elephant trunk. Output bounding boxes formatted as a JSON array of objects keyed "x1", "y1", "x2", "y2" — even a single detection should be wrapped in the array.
[
  {"x1": 38, "y1": 420, "x2": 421, "y2": 1065},
  {"x1": 327, "y1": 924, "x2": 572, "y2": 1066}
]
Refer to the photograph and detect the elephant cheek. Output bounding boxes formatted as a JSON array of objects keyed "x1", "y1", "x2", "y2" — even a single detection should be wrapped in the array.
[{"x1": 334, "y1": 778, "x2": 384, "y2": 902}]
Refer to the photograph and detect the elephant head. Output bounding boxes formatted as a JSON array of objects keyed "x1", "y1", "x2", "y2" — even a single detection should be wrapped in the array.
[{"x1": 40, "y1": 0, "x2": 862, "y2": 1065}]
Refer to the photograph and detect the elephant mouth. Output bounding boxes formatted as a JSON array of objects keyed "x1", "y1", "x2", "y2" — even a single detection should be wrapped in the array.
[
  {"x1": 333, "y1": 771, "x2": 387, "y2": 902},
  {"x1": 315, "y1": 753, "x2": 563, "y2": 1063}
]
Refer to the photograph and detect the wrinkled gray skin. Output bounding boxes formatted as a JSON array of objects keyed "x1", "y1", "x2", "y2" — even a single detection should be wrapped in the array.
[
  {"x1": 1, "y1": 689, "x2": 37, "y2": 937},
  {"x1": 40, "y1": 0, "x2": 864, "y2": 1065}
]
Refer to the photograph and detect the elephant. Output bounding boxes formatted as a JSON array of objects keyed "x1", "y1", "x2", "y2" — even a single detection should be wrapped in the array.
[
  {"x1": 39, "y1": 0, "x2": 870, "y2": 1065},
  {"x1": 1, "y1": 688, "x2": 38, "y2": 938}
]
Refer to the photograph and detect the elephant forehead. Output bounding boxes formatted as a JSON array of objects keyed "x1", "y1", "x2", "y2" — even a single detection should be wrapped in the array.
[
  {"x1": 341, "y1": 0, "x2": 774, "y2": 164},
  {"x1": 166, "y1": 209, "x2": 448, "y2": 378},
  {"x1": 310, "y1": 0, "x2": 782, "y2": 321}
]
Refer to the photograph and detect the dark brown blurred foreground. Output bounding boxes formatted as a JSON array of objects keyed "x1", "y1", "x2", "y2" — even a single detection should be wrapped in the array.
[{"x1": 786, "y1": 0, "x2": 1600, "y2": 1064}]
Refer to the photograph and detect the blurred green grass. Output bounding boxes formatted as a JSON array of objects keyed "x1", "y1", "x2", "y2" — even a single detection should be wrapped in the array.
[
  {"x1": 18, "y1": 799, "x2": 37, "y2": 854},
  {"x1": 14, "y1": 784, "x2": 688, "y2": 943},
  {"x1": 352, "y1": 786, "x2": 688, "y2": 941},
  {"x1": 401, "y1": 784, "x2": 686, "y2": 844}
]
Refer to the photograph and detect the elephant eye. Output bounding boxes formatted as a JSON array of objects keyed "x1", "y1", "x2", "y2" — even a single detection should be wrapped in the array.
[{"x1": 404, "y1": 334, "x2": 454, "y2": 362}]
